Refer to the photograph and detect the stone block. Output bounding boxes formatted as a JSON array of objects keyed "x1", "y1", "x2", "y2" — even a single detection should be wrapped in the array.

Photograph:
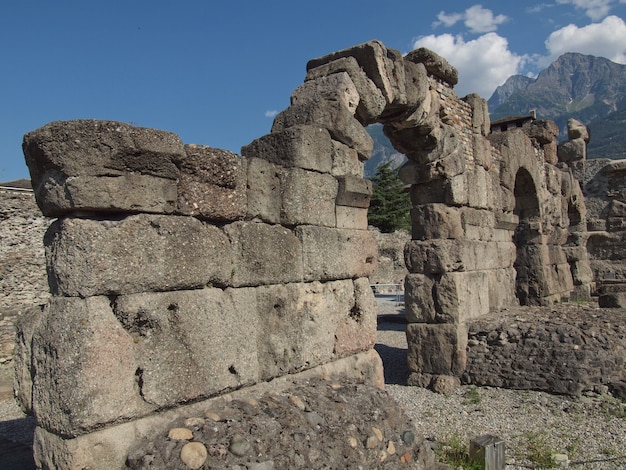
[
  {"x1": 305, "y1": 56, "x2": 386, "y2": 125},
  {"x1": 404, "y1": 273, "x2": 436, "y2": 323},
  {"x1": 45, "y1": 214, "x2": 232, "y2": 297},
  {"x1": 225, "y1": 221, "x2": 303, "y2": 286},
  {"x1": 296, "y1": 226, "x2": 377, "y2": 281},
  {"x1": 463, "y1": 94, "x2": 490, "y2": 136},
  {"x1": 405, "y1": 47, "x2": 459, "y2": 86},
  {"x1": 434, "y1": 271, "x2": 490, "y2": 323},
  {"x1": 271, "y1": 99, "x2": 373, "y2": 160},
  {"x1": 246, "y1": 157, "x2": 283, "y2": 224},
  {"x1": 558, "y1": 138, "x2": 586, "y2": 163},
  {"x1": 460, "y1": 207, "x2": 496, "y2": 241},
  {"x1": 307, "y1": 40, "x2": 402, "y2": 108},
  {"x1": 176, "y1": 145, "x2": 247, "y2": 221},
  {"x1": 528, "y1": 120, "x2": 559, "y2": 145},
  {"x1": 398, "y1": 150, "x2": 465, "y2": 185},
  {"x1": 472, "y1": 134, "x2": 493, "y2": 169},
  {"x1": 31, "y1": 173, "x2": 178, "y2": 217},
  {"x1": 409, "y1": 179, "x2": 447, "y2": 205},
  {"x1": 241, "y1": 125, "x2": 333, "y2": 173},
  {"x1": 13, "y1": 305, "x2": 45, "y2": 415},
  {"x1": 336, "y1": 205, "x2": 368, "y2": 230},
  {"x1": 23, "y1": 120, "x2": 184, "y2": 213},
  {"x1": 403, "y1": 60, "x2": 429, "y2": 113},
  {"x1": 29, "y1": 297, "x2": 154, "y2": 436},
  {"x1": 599, "y1": 292, "x2": 626, "y2": 308},
  {"x1": 406, "y1": 323, "x2": 467, "y2": 376},
  {"x1": 280, "y1": 167, "x2": 338, "y2": 227},
  {"x1": 333, "y1": 278, "x2": 378, "y2": 356},
  {"x1": 255, "y1": 280, "x2": 354, "y2": 379},
  {"x1": 404, "y1": 239, "x2": 515, "y2": 274},
  {"x1": 335, "y1": 175, "x2": 372, "y2": 208},
  {"x1": 291, "y1": 72, "x2": 360, "y2": 116},
  {"x1": 411, "y1": 204, "x2": 463, "y2": 240},
  {"x1": 567, "y1": 118, "x2": 589, "y2": 142},
  {"x1": 488, "y1": 268, "x2": 517, "y2": 311},
  {"x1": 113, "y1": 287, "x2": 259, "y2": 407},
  {"x1": 330, "y1": 139, "x2": 364, "y2": 177}
]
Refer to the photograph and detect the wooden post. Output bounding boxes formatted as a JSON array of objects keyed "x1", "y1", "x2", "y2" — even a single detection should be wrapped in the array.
[{"x1": 469, "y1": 434, "x2": 505, "y2": 470}]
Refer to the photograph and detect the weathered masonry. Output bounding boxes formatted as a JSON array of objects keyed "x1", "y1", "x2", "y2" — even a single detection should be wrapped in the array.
[{"x1": 16, "y1": 40, "x2": 592, "y2": 468}]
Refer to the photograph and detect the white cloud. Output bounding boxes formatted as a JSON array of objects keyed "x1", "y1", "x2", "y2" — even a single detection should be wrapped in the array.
[
  {"x1": 556, "y1": 0, "x2": 616, "y2": 20},
  {"x1": 264, "y1": 110, "x2": 278, "y2": 118},
  {"x1": 412, "y1": 33, "x2": 526, "y2": 98},
  {"x1": 543, "y1": 15, "x2": 626, "y2": 64},
  {"x1": 434, "y1": 5, "x2": 508, "y2": 33}
]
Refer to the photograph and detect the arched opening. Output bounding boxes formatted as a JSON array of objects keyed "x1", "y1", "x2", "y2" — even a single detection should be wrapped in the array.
[{"x1": 513, "y1": 168, "x2": 541, "y2": 305}]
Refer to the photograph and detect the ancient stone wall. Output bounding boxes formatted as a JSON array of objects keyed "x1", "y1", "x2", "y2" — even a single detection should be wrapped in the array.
[{"x1": 15, "y1": 39, "x2": 594, "y2": 468}]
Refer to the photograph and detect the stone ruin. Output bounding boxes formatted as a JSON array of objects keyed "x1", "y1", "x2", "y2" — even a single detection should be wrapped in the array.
[{"x1": 15, "y1": 40, "x2": 595, "y2": 468}]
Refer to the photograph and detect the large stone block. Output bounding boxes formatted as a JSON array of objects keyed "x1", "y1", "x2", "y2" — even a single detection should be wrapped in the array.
[
  {"x1": 113, "y1": 287, "x2": 259, "y2": 408},
  {"x1": 271, "y1": 99, "x2": 374, "y2": 160},
  {"x1": 488, "y1": 267, "x2": 518, "y2": 310},
  {"x1": 176, "y1": 145, "x2": 247, "y2": 221},
  {"x1": 558, "y1": 138, "x2": 586, "y2": 163},
  {"x1": 398, "y1": 150, "x2": 465, "y2": 185},
  {"x1": 28, "y1": 297, "x2": 154, "y2": 436},
  {"x1": 434, "y1": 271, "x2": 490, "y2": 323},
  {"x1": 246, "y1": 157, "x2": 283, "y2": 224},
  {"x1": 404, "y1": 273, "x2": 436, "y2": 323},
  {"x1": 335, "y1": 205, "x2": 368, "y2": 230},
  {"x1": 335, "y1": 175, "x2": 372, "y2": 208},
  {"x1": 330, "y1": 139, "x2": 364, "y2": 177},
  {"x1": 296, "y1": 226, "x2": 377, "y2": 281},
  {"x1": 405, "y1": 48, "x2": 459, "y2": 86},
  {"x1": 255, "y1": 280, "x2": 354, "y2": 379},
  {"x1": 411, "y1": 204, "x2": 463, "y2": 240},
  {"x1": 333, "y1": 278, "x2": 378, "y2": 356},
  {"x1": 241, "y1": 125, "x2": 333, "y2": 173},
  {"x1": 45, "y1": 214, "x2": 232, "y2": 297},
  {"x1": 406, "y1": 323, "x2": 467, "y2": 376},
  {"x1": 291, "y1": 72, "x2": 360, "y2": 116},
  {"x1": 404, "y1": 239, "x2": 515, "y2": 274},
  {"x1": 225, "y1": 221, "x2": 303, "y2": 286},
  {"x1": 23, "y1": 120, "x2": 184, "y2": 215},
  {"x1": 402, "y1": 59, "x2": 429, "y2": 113},
  {"x1": 30, "y1": 173, "x2": 178, "y2": 217},
  {"x1": 463, "y1": 94, "x2": 490, "y2": 136},
  {"x1": 306, "y1": 40, "x2": 404, "y2": 108},
  {"x1": 305, "y1": 56, "x2": 386, "y2": 125},
  {"x1": 280, "y1": 168, "x2": 338, "y2": 227}
]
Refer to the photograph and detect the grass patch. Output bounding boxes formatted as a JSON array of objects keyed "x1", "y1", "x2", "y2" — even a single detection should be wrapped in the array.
[
  {"x1": 463, "y1": 386, "x2": 482, "y2": 406},
  {"x1": 522, "y1": 431, "x2": 558, "y2": 469},
  {"x1": 435, "y1": 434, "x2": 483, "y2": 470}
]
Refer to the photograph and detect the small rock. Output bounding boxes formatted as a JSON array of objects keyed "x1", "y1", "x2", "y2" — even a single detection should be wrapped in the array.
[
  {"x1": 401, "y1": 430, "x2": 415, "y2": 446},
  {"x1": 400, "y1": 451, "x2": 412, "y2": 464},
  {"x1": 372, "y1": 426, "x2": 383, "y2": 441},
  {"x1": 387, "y1": 441, "x2": 396, "y2": 455},
  {"x1": 289, "y1": 394, "x2": 307, "y2": 411},
  {"x1": 184, "y1": 417, "x2": 205, "y2": 428},
  {"x1": 366, "y1": 435, "x2": 379, "y2": 449},
  {"x1": 168, "y1": 427, "x2": 193, "y2": 441},
  {"x1": 379, "y1": 450, "x2": 388, "y2": 462},
  {"x1": 204, "y1": 411, "x2": 221, "y2": 422},
  {"x1": 180, "y1": 442, "x2": 208, "y2": 470},
  {"x1": 348, "y1": 436, "x2": 359, "y2": 448},
  {"x1": 305, "y1": 411, "x2": 325, "y2": 427},
  {"x1": 229, "y1": 434, "x2": 252, "y2": 457},
  {"x1": 248, "y1": 461, "x2": 275, "y2": 470}
]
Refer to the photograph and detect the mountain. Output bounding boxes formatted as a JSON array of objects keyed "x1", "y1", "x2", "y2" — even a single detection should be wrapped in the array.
[
  {"x1": 364, "y1": 124, "x2": 406, "y2": 177},
  {"x1": 488, "y1": 53, "x2": 626, "y2": 158}
]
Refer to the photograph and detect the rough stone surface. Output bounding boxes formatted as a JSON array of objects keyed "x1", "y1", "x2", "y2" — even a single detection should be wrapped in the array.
[
  {"x1": 176, "y1": 145, "x2": 247, "y2": 221},
  {"x1": 23, "y1": 120, "x2": 184, "y2": 216},
  {"x1": 126, "y1": 379, "x2": 439, "y2": 470},
  {"x1": 405, "y1": 48, "x2": 458, "y2": 86},
  {"x1": 464, "y1": 304, "x2": 626, "y2": 396},
  {"x1": 45, "y1": 214, "x2": 232, "y2": 296}
]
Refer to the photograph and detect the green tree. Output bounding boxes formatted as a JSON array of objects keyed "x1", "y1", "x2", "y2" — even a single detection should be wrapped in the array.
[{"x1": 367, "y1": 162, "x2": 411, "y2": 233}]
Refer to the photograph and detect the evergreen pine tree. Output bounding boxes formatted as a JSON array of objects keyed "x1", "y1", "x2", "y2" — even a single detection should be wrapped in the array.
[{"x1": 367, "y1": 162, "x2": 411, "y2": 233}]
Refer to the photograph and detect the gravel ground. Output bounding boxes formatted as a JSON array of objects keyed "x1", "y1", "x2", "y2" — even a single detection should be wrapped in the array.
[{"x1": 376, "y1": 300, "x2": 626, "y2": 470}]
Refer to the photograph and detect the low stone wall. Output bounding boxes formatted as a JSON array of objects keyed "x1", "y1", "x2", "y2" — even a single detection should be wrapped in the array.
[{"x1": 463, "y1": 304, "x2": 626, "y2": 395}]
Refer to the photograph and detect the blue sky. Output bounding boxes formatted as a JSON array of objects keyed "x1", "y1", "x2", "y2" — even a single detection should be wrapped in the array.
[{"x1": 3, "y1": 0, "x2": 626, "y2": 181}]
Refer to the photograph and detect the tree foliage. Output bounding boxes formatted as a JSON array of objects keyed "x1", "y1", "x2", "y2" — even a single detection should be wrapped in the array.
[{"x1": 367, "y1": 162, "x2": 411, "y2": 233}]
